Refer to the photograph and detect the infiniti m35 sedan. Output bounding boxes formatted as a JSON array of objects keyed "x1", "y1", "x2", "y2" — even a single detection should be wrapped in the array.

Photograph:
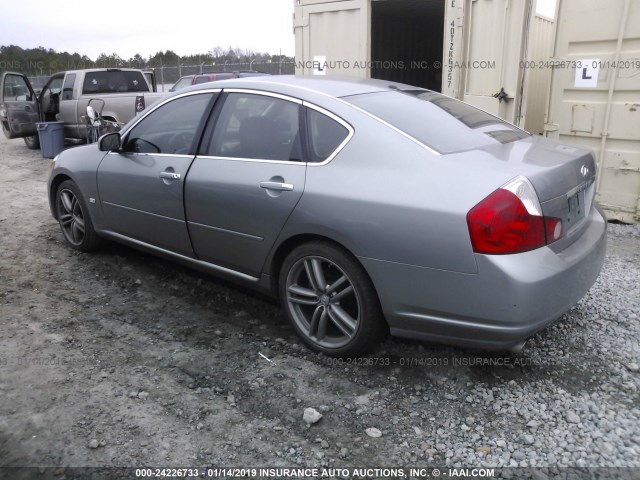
[{"x1": 47, "y1": 76, "x2": 606, "y2": 357}]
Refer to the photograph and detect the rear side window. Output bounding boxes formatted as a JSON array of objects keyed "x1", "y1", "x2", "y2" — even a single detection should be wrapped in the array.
[
  {"x1": 83, "y1": 71, "x2": 150, "y2": 94},
  {"x1": 344, "y1": 90, "x2": 529, "y2": 154},
  {"x1": 62, "y1": 74, "x2": 76, "y2": 100},
  {"x1": 306, "y1": 108, "x2": 349, "y2": 163},
  {"x1": 124, "y1": 93, "x2": 214, "y2": 154}
]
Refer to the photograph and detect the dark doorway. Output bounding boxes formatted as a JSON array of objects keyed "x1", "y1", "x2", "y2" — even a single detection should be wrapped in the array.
[{"x1": 371, "y1": 0, "x2": 445, "y2": 91}]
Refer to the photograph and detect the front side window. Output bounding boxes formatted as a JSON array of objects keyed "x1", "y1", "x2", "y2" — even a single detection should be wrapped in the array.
[
  {"x1": 40, "y1": 76, "x2": 64, "y2": 115},
  {"x1": 124, "y1": 93, "x2": 214, "y2": 154},
  {"x1": 205, "y1": 93, "x2": 302, "y2": 161},
  {"x1": 306, "y1": 108, "x2": 349, "y2": 163},
  {"x1": 2, "y1": 74, "x2": 33, "y2": 101},
  {"x1": 344, "y1": 90, "x2": 530, "y2": 154},
  {"x1": 44, "y1": 76, "x2": 64, "y2": 95}
]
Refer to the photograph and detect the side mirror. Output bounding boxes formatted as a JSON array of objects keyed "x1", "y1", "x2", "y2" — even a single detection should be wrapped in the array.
[
  {"x1": 98, "y1": 132, "x2": 121, "y2": 152},
  {"x1": 86, "y1": 105, "x2": 96, "y2": 121}
]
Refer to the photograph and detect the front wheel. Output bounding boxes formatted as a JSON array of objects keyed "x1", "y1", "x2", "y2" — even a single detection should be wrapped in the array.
[
  {"x1": 279, "y1": 241, "x2": 385, "y2": 357},
  {"x1": 24, "y1": 135, "x2": 40, "y2": 150},
  {"x1": 55, "y1": 180, "x2": 101, "y2": 252}
]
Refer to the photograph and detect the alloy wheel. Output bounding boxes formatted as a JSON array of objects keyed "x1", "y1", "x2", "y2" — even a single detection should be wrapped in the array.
[
  {"x1": 57, "y1": 188, "x2": 86, "y2": 246},
  {"x1": 285, "y1": 256, "x2": 361, "y2": 349}
]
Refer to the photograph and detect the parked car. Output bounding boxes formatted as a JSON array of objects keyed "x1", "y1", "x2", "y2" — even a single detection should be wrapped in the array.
[
  {"x1": 169, "y1": 71, "x2": 269, "y2": 92},
  {"x1": 1, "y1": 69, "x2": 165, "y2": 149},
  {"x1": 47, "y1": 76, "x2": 607, "y2": 357}
]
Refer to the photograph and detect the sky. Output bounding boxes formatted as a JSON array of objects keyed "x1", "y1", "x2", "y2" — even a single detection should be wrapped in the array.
[{"x1": 0, "y1": 0, "x2": 296, "y2": 60}]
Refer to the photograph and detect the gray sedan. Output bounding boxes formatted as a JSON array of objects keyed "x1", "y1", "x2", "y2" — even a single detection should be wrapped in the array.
[{"x1": 47, "y1": 76, "x2": 607, "y2": 357}]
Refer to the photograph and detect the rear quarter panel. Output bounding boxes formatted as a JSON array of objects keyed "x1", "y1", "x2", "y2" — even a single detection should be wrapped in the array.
[{"x1": 271, "y1": 100, "x2": 516, "y2": 275}]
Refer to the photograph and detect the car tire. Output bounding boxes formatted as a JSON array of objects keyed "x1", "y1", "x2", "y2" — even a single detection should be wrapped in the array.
[
  {"x1": 55, "y1": 180, "x2": 102, "y2": 252},
  {"x1": 24, "y1": 135, "x2": 40, "y2": 150},
  {"x1": 279, "y1": 241, "x2": 386, "y2": 357}
]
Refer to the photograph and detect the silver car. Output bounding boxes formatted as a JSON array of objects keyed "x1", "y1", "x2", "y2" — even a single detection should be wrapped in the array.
[{"x1": 47, "y1": 76, "x2": 607, "y2": 357}]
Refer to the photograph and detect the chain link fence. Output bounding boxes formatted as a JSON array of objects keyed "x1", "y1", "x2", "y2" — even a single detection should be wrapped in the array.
[
  {"x1": 153, "y1": 61, "x2": 295, "y2": 91},
  {"x1": 4, "y1": 61, "x2": 295, "y2": 93}
]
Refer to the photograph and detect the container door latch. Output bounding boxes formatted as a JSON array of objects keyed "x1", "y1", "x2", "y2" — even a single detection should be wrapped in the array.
[{"x1": 492, "y1": 88, "x2": 509, "y2": 103}]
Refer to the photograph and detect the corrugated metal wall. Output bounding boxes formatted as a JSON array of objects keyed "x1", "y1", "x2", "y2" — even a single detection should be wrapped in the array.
[
  {"x1": 294, "y1": 0, "x2": 370, "y2": 77},
  {"x1": 456, "y1": 0, "x2": 528, "y2": 123},
  {"x1": 545, "y1": 0, "x2": 640, "y2": 222},
  {"x1": 520, "y1": 4, "x2": 558, "y2": 133}
]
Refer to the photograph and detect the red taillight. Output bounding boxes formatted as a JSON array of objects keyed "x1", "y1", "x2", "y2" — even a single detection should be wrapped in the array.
[{"x1": 467, "y1": 187, "x2": 562, "y2": 255}]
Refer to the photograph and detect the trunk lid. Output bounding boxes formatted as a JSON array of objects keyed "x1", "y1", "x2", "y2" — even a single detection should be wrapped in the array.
[{"x1": 476, "y1": 136, "x2": 598, "y2": 251}]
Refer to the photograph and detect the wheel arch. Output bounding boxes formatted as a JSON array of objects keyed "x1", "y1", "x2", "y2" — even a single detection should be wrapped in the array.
[
  {"x1": 271, "y1": 233, "x2": 389, "y2": 355},
  {"x1": 267, "y1": 233, "x2": 385, "y2": 315},
  {"x1": 49, "y1": 173, "x2": 73, "y2": 219}
]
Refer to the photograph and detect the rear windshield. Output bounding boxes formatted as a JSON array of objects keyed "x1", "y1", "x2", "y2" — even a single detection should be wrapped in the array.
[
  {"x1": 343, "y1": 90, "x2": 529, "y2": 154},
  {"x1": 82, "y1": 71, "x2": 150, "y2": 94}
]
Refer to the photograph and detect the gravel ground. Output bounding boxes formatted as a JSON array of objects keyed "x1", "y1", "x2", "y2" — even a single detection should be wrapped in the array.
[{"x1": 0, "y1": 133, "x2": 639, "y2": 479}]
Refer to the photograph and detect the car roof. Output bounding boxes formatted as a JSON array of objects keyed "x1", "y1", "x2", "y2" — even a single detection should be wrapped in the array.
[
  {"x1": 176, "y1": 75, "x2": 423, "y2": 99},
  {"x1": 53, "y1": 68, "x2": 148, "y2": 76}
]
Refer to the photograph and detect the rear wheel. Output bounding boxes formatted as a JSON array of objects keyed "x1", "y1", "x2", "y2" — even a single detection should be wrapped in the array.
[
  {"x1": 55, "y1": 180, "x2": 101, "y2": 252},
  {"x1": 24, "y1": 135, "x2": 40, "y2": 150},
  {"x1": 279, "y1": 241, "x2": 385, "y2": 357}
]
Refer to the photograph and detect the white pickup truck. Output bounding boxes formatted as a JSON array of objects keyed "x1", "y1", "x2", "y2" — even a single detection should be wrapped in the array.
[{"x1": 0, "y1": 68, "x2": 166, "y2": 149}]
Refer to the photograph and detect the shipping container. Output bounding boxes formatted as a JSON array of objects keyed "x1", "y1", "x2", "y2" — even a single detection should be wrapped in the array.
[
  {"x1": 544, "y1": 0, "x2": 640, "y2": 223},
  {"x1": 293, "y1": 0, "x2": 558, "y2": 134},
  {"x1": 293, "y1": 0, "x2": 640, "y2": 223}
]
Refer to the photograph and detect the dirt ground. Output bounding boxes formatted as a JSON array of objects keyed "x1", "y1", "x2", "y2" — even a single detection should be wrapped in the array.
[{"x1": 0, "y1": 133, "x2": 639, "y2": 479}]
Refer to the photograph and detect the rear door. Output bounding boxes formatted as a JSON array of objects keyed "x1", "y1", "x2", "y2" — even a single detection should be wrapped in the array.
[
  {"x1": 97, "y1": 91, "x2": 218, "y2": 256},
  {"x1": 185, "y1": 90, "x2": 306, "y2": 277},
  {"x1": 0, "y1": 72, "x2": 40, "y2": 139}
]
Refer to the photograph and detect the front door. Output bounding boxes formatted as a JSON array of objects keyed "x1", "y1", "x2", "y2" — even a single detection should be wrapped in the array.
[
  {"x1": 0, "y1": 72, "x2": 39, "y2": 139},
  {"x1": 97, "y1": 91, "x2": 217, "y2": 256}
]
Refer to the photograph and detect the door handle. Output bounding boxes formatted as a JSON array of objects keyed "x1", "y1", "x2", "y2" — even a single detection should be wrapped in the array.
[
  {"x1": 160, "y1": 171, "x2": 181, "y2": 180},
  {"x1": 260, "y1": 181, "x2": 294, "y2": 191}
]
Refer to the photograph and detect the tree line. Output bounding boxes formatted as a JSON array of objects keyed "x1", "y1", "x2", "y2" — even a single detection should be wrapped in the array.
[{"x1": 0, "y1": 45, "x2": 294, "y2": 76}]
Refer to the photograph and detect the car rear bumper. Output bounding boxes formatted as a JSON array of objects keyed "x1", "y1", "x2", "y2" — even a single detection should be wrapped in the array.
[{"x1": 358, "y1": 206, "x2": 607, "y2": 350}]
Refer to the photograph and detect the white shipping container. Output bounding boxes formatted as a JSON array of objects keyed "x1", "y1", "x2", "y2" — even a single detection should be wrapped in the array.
[
  {"x1": 544, "y1": 0, "x2": 640, "y2": 223},
  {"x1": 294, "y1": 0, "x2": 640, "y2": 222},
  {"x1": 293, "y1": 0, "x2": 558, "y2": 134}
]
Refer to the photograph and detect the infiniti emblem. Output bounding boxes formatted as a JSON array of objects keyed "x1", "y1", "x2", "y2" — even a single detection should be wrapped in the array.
[{"x1": 580, "y1": 165, "x2": 590, "y2": 178}]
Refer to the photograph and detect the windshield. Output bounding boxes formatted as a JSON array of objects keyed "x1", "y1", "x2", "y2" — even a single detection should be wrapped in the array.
[
  {"x1": 343, "y1": 90, "x2": 530, "y2": 154},
  {"x1": 170, "y1": 77, "x2": 194, "y2": 91}
]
